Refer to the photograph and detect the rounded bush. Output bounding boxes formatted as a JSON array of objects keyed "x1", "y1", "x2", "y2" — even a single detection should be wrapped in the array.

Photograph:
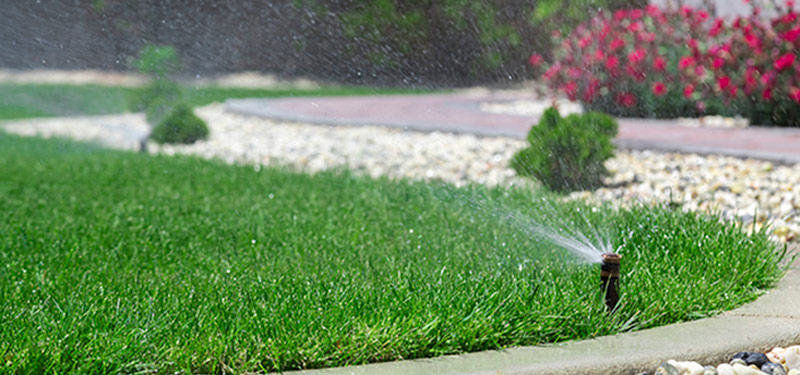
[
  {"x1": 149, "y1": 104, "x2": 209, "y2": 145},
  {"x1": 511, "y1": 107, "x2": 617, "y2": 192}
]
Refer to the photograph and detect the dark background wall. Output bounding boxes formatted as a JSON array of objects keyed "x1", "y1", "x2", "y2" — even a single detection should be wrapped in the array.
[{"x1": 0, "y1": 0, "x2": 550, "y2": 87}]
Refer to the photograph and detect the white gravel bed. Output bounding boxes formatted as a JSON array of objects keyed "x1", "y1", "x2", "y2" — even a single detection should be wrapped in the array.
[{"x1": 2, "y1": 103, "x2": 798, "y2": 242}]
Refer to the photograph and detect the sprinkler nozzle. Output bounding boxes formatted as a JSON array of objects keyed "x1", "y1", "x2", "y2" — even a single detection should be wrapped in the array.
[{"x1": 600, "y1": 252, "x2": 622, "y2": 312}]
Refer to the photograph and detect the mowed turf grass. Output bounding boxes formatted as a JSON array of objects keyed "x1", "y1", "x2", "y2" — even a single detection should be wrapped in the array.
[
  {"x1": 0, "y1": 83, "x2": 432, "y2": 120},
  {"x1": 0, "y1": 133, "x2": 787, "y2": 374}
]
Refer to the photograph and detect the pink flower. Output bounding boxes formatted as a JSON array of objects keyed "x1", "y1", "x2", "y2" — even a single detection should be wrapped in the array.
[
  {"x1": 609, "y1": 38, "x2": 625, "y2": 51},
  {"x1": 563, "y1": 81, "x2": 578, "y2": 101},
  {"x1": 684, "y1": 84, "x2": 695, "y2": 99},
  {"x1": 579, "y1": 37, "x2": 592, "y2": 48},
  {"x1": 782, "y1": 27, "x2": 800, "y2": 42},
  {"x1": 744, "y1": 34, "x2": 761, "y2": 49},
  {"x1": 583, "y1": 79, "x2": 601, "y2": 102},
  {"x1": 543, "y1": 65, "x2": 560, "y2": 80},
  {"x1": 775, "y1": 53, "x2": 796, "y2": 71},
  {"x1": 695, "y1": 65, "x2": 706, "y2": 77},
  {"x1": 718, "y1": 76, "x2": 731, "y2": 90},
  {"x1": 617, "y1": 92, "x2": 637, "y2": 107},
  {"x1": 681, "y1": 6, "x2": 693, "y2": 18},
  {"x1": 697, "y1": 10, "x2": 710, "y2": 22},
  {"x1": 713, "y1": 57, "x2": 726, "y2": 69},
  {"x1": 568, "y1": 67, "x2": 582, "y2": 79},
  {"x1": 652, "y1": 81, "x2": 668, "y2": 96},
  {"x1": 614, "y1": 10, "x2": 628, "y2": 21},
  {"x1": 790, "y1": 87, "x2": 800, "y2": 103},
  {"x1": 646, "y1": 5, "x2": 661, "y2": 17},
  {"x1": 628, "y1": 49, "x2": 647, "y2": 64},
  {"x1": 605, "y1": 56, "x2": 619, "y2": 70},
  {"x1": 630, "y1": 9, "x2": 644, "y2": 20},
  {"x1": 763, "y1": 88, "x2": 773, "y2": 100},
  {"x1": 710, "y1": 19, "x2": 724, "y2": 36},
  {"x1": 638, "y1": 32, "x2": 656, "y2": 43},
  {"x1": 696, "y1": 101, "x2": 707, "y2": 112},
  {"x1": 628, "y1": 22, "x2": 642, "y2": 32},
  {"x1": 653, "y1": 56, "x2": 667, "y2": 71},
  {"x1": 528, "y1": 54, "x2": 544, "y2": 67},
  {"x1": 594, "y1": 49, "x2": 604, "y2": 62},
  {"x1": 679, "y1": 56, "x2": 695, "y2": 69}
]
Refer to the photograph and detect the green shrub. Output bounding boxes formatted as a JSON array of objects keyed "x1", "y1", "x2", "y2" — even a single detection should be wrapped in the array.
[
  {"x1": 149, "y1": 104, "x2": 209, "y2": 144},
  {"x1": 511, "y1": 107, "x2": 617, "y2": 192}
]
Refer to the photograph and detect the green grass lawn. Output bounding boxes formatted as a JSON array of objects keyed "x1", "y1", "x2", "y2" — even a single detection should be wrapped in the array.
[
  {"x1": 0, "y1": 132, "x2": 787, "y2": 374},
  {"x1": 0, "y1": 83, "x2": 432, "y2": 120}
]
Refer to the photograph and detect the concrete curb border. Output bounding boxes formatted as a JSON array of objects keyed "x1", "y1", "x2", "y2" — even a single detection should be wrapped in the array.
[{"x1": 287, "y1": 245, "x2": 799, "y2": 375}]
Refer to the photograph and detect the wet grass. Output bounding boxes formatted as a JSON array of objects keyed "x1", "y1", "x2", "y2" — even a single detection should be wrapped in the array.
[
  {"x1": 0, "y1": 83, "x2": 433, "y2": 120},
  {"x1": 0, "y1": 132, "x2": 787, "y2": 374}
]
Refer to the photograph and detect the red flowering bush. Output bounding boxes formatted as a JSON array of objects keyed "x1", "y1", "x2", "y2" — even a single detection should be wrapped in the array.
[{"x1": 531, "y1": 1, "x2": 800, "y2": 126}]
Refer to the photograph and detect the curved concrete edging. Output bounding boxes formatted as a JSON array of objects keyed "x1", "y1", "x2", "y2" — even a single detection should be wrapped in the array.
[{"x1": 288, "y1": 246, "x2": 799, "y2": 375}]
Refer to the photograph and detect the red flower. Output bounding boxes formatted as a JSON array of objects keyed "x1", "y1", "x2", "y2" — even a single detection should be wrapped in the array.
[
  {"x1": 697, "y1": 10, "x2": 710, "y2": 22},
  {"x1": 568, "y1": 67, "x2": 582, "y2": 79},
  {"x1": 679, "y1": 56, "x2": 695, "y2": 69},
  {"x1": 684, "y1": 84, "x2": 695, "y2": 99},
  {"x1": 687, "y1": 38, "x2": 699, "y2": 51},
  {"x1": 713, "y1": 57, "x2": 726, "y2": 69},
  {"x1": 652, "y1": 81, "x2": 667, "y2": 96},
  {"x1": 529, "y1": 54, "x2": 544, "y2": 67},
  {"x1": 653, "y1": 56, "x2": 667, "y2": 71},
  {"x1": 728, "y1": 85, "x2": 738, "y2": 97},
  {"x1": 775, "y1": 53, "x2": 796, "y2": 71},
  {"x1": 614, "y1": 10, "x2": 628, "y2": 21},
  {"x1": 605, "y1": 56, "x2": 619, "y2": 70},
  {"x1": 790, "y1": 87, "x2": 800, "y2": 103},
  {"x1": 681, "y1": 6, "x2": 693, "y2": 18},
  {"x1": 617, "y1": 92, "x2": 637, "y2": 107},
  {"x1": 718, "y1": 76, "x2": 731, "y2": 90},
  {"x1": 630, "y1": 9, "x2": 644, "y2": 20},
  {"x1": 579, "y1": 37, "x2": 592, "y2": 48},
  {"x1": 763, "y1": 88, "x2": 773, "y2": 100}
]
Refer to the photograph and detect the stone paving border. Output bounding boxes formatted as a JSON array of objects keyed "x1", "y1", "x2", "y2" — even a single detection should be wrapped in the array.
[
  {"x1": 225, "y1": 94, "x2": 800, "y2": 164},
  {"x1": 287, "y1": 245, "x2": 800, "y2": 375}
]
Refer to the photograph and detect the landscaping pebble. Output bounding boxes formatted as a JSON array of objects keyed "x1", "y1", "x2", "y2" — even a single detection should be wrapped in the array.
[
  {"x1": 655, "y1": 346, "x2": 800, "y2": 375},
  {"x1": 2, "y1": 103, "x2": 799, "y2": 243}
]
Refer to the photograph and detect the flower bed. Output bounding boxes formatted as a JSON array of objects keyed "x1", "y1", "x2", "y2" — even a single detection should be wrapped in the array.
[{"x1": 531, "y1": 1, "x2": 800, "y2": 126}]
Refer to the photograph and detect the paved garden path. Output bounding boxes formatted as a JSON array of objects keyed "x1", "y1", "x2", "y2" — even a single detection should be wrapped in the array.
[{"x1": 226, "y1": 93, "x2": 800, "y2": 164}]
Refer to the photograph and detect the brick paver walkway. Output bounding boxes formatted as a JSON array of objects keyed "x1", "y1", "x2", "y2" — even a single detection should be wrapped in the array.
[{"x1": 226, "y1": 93, "x2": 800, "y2": 164}]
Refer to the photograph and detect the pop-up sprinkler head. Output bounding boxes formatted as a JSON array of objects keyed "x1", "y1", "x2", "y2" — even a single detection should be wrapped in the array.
[{"x1": 600, "y1": 253, "x2": 622, "y2": 312}]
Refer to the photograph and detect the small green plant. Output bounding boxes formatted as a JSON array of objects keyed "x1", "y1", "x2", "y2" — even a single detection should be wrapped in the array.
[
  {"x1": 128, "y1": 44, "x2": 183, "y2": 124},
  {"x1": 511, "y1": 107, "x2": 618, "y2": 192},
  {"x1": 149, "y1": 104, "x2": 209, "y2": 144}
]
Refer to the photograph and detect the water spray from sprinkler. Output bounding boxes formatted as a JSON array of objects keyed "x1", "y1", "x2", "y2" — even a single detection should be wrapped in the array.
[{"x1": 600, "y1": 252, "x2": 621, "y2": 312}]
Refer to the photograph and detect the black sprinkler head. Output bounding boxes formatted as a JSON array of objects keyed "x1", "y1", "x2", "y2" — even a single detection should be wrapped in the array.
[{"x1": 600, "y1": 252, "x2": 622, "y2": 312}]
